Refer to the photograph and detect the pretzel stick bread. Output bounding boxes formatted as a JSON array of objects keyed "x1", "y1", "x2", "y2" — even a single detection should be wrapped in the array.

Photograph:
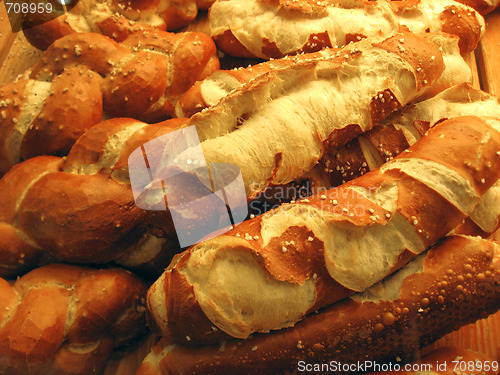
[
  {"x1": 139, "y1": 235, "x2": 500, "y2": 374},
  {"x1": 209, "y1": 0, "x2": 485, "y2": 58},
  {"x1": 140, "y1": 32, "x2": 446, "y2": 218},
  {"x1": 176, "y1": 33, "x2": 470, "y2": 118},
  {"x1": 146, "y1": 116, "x2": 500, "y2": 344}
]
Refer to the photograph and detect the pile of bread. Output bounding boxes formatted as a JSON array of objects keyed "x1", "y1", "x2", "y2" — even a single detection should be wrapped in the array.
[{"x1": 1, "y1": 0, "x2": 500, "y2": 374}]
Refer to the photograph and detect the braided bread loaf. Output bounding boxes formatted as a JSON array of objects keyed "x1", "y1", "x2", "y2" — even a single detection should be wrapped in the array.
[
  {"x1": 0, "y1": 117, "x2": 182, "y2": 278},
  {"x1": 251, "y1": 84, "x2": 500, "y2": 234},
  {"x1": 0, "y1": 31, "x2": 218, "y2": 175},
  {"x1": 139, "y1": 235, "x2": 500, "y2": 374},
  {"x1": 22, "y1": 0, "x2": 216, "y2": 50},
  {"x1": 209, "y1": 0, "x2": 485, "y2": 59},
  {"x1": 0, "y1": 263, "x2": 147, "y2": 375},
  {"x1": 146, "y1": 116, "x2": 500, "y2": 344}
]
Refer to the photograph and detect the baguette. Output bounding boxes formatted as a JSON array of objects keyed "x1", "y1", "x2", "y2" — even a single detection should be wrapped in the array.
[
  {"x1": 176, "y1": 33, "x2": 471, "y2": 118},
  {"x1": 0, "y1": 264, "x2": 147, "y2": 375},
  {"x1": 22, "y1": 0, "x2": 216, "y2": 50},
  {"x1": 146, "y1": 116, "x2": 500, "y2": 344},
  {"x1": 209, "y1": 0, "x2": 485, "y2": 59},
  {"x1": 0, "y1": 31, "x2": 218, "y2": 175},
  {"x1": 139, "y1": 235, "x2": 500, "y2": 374}
]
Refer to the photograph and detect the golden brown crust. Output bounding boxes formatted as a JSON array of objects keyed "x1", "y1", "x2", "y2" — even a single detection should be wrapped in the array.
[
  {"x1": 0, "y1": 31, "x2": 218, "y2": 175},
  {"x1": 209, "y1": 0, "x2": 484, "y2": 59},
  {"x1": 22, "y1": 0, "x2": 215, "y2": 50},
  {"x1": 138, "y1": 235, "x2": 500, "y2": 375},
  {"x1": 147, "y1": 116, "x2": 500, "y2": 345},
  {"x1": 0, "y1": 264, "x2": 147, "y2": 375},
  {"x1": 0, "y1": 157, "x2": 62, "y2": 278},
  {"x1": 18, "y1": 172, "x2": 146, "y2": 263}
]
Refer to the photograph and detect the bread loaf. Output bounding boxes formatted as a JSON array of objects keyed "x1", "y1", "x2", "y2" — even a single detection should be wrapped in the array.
[
  {"x1": 0, "y1": 31, "x2": 218, "y2": 175},
  {"x1": 0, "y1": 117, "x2": 185, "y2": 270},
  {"x1": 142, "y1": 33, "x2": 446, "y2": 211},
  {"x1": 176, "y1": 33, "x2": 470, "y2": 118},
  {"x1": 139, "y1": 235, "x2": 500, "y2": 374},
  {"x1": 0, "y1": 264, "x2": 147, "y2": 375},
  {"x1": 146, "y1": 116, "x2": 500, "y2": 344},
  {"x1": 0, "y1": 156, "x2": 61, "y2": 278},
  {"x1": 252, "y1": 84, "x2": 500, "y2": 235},
  {"x1": 209, "y1": 0, "x2": 485, "y2": 58},
  {"x1": 22, "y1": 0, "x2": 216, "y2": 50}
]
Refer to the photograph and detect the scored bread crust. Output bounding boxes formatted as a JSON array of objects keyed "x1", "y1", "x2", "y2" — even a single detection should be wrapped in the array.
[
  {"x1": 146, "y1": 116, "x2": 500, "y2": 344},
  {"x1": 139, "y1": 235, "x2": 500, "y2": 375},
  {"x1": 144, "y1": 32, "x2": 446, "y2": 207},
  {"x1": 0, "y1": 31, "x2": 218, "y2": 176},
  {"x1": 22, "y1": 0, "x2": 216, "y2": 50},
  {"x1": 438, "y1": 0, "x2": 500, "y2": 14},
  {"x1": 0, "y1": 264, "x2": 147, "y2": 375},
  {"x1": 209, "y1": 0, "x2": 485, "y2": 58},
  {"x1": 176, "y1": 33, "x2": 470, "y2": 119}
]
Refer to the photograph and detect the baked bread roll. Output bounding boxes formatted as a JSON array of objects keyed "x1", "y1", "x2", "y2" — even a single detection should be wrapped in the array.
[
  {"x1": 22, "y1": 0, "x2": 216, "y2": 50},
  {"x1": 0, "y1": 118, "x2": 186, "y2": 272},
  {"x1": 176, "y1": 33, "x2": 471, "y2": 118},
  {"x1": 139, "y1": 235, "x2": 500, "y2": 374},
  {"x1": 0, "y1": 31, "x2": 218, "y2": 175},
  {"x1": 322, "y1": 83, "x2": 500, "y2": 186},
  {"x1": 0, "y1": 156, "x2": 61, "y2": 278},
  {"x1": 209, "y1": 0, "x2": 485, "y2": 58},
  {"x1": 0, "y1": 264, "x2": 147, "y2": 375},
  {"x1": 146, "y1": 116, "x2": 500, "y2": 344},
  {"x1": 255, "y1": 84, "x2": 500, "y2": 233},
  {"x1": 142, "y1": 32, "x2": 446, "y2": 211}
]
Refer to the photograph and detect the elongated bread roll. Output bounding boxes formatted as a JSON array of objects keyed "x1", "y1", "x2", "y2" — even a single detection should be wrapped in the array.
[
  {"x1": 255, "y1": 84, "x2": 500, "y2": 232},
  {"x1": 139, "y1": 235, "x2": 500, "y2": 374},
  {"x1": 146, "y1": 116, "x2": 500, "y2": 344},
  {"x1": 142, "y1": 32, "x2": 445, "y2": 210},
  {"x1": 209, "y1": 0, "x2": 485, "y2": 58},
  {"x1": 322, "y1": 83, "x2": 500, "y2": 186},
  {"x1": 176, "y1": 33, "x2": 470, "y2": 118},
  {"x1": 0, "y1": 31, "x2": 218, "y2": 175}
]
